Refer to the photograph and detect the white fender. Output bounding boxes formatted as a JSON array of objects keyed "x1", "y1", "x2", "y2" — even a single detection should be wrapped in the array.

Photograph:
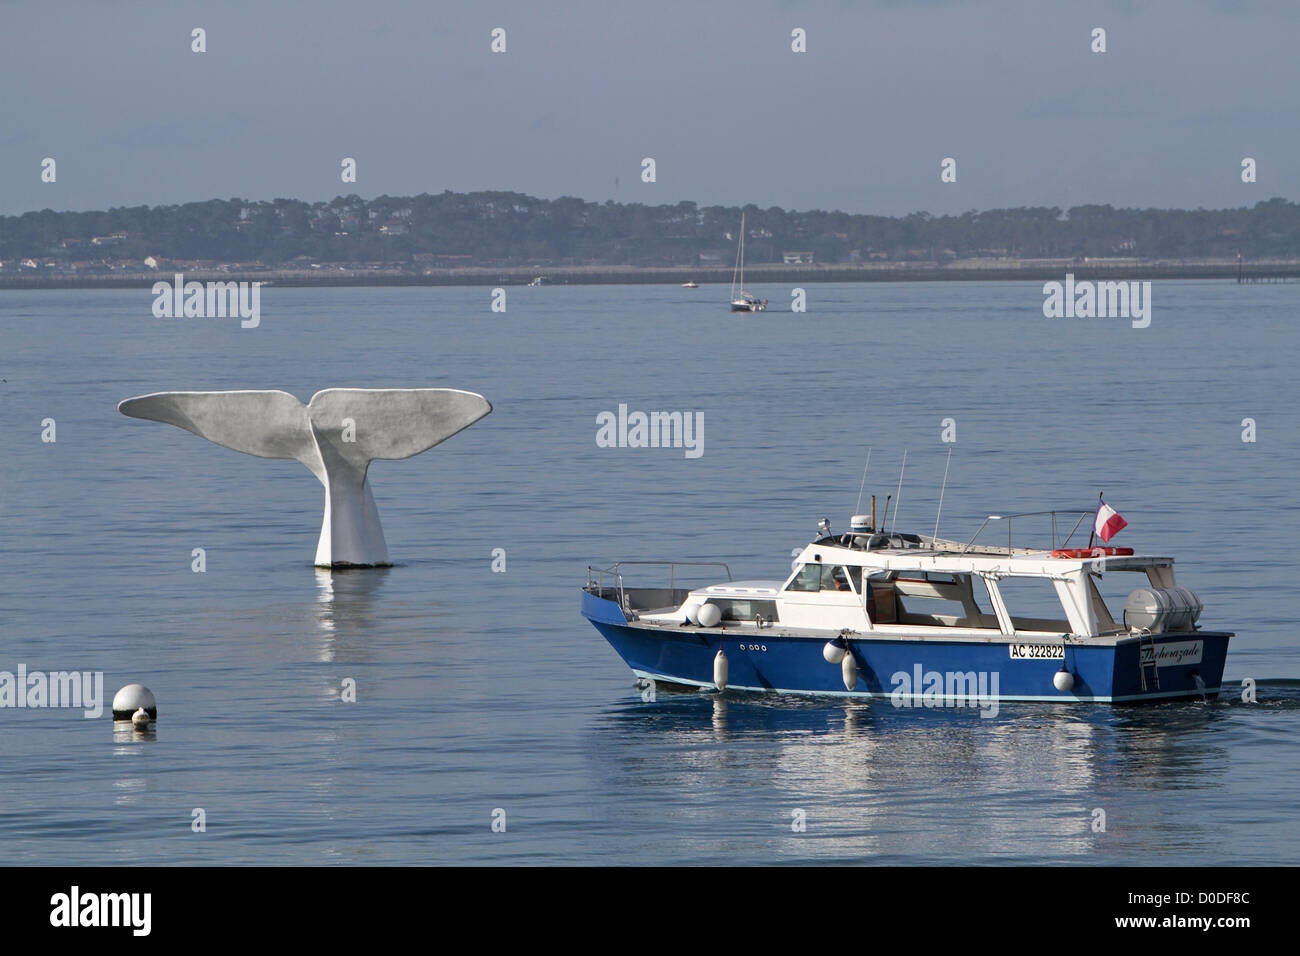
[
  {"x1": 823, "y1": 637, "x2": 847, "y2": 664},
  {"x1": 696, "y1": 603, "x2": 722, "y2": 627},
  {"x1": 713, "y1": 649, "x2": 729, "y2": 691},
  {"x1": 842, "y1": 652, "x2": 858, "y2": 691}
]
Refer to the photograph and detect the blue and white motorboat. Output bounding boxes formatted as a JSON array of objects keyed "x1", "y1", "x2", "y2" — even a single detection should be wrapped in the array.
[{"x1": 582, "y1": 510, "x2": 1233, "y2": 705}]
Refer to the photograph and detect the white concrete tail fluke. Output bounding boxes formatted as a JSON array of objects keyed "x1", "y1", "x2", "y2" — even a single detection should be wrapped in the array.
[{"x1": 118, "y1": 388, "x2": 491, "y2": 568}]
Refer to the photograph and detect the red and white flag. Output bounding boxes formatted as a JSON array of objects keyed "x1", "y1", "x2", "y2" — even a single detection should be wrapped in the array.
[{"x1": 1094, "y1": 500, "x2": 1128, "y2": 542}]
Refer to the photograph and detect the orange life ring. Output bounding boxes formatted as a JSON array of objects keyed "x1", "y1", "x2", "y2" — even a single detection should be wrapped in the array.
[{"x1": 1050, "y1": 547, "x2": 1134, "y2": 558}]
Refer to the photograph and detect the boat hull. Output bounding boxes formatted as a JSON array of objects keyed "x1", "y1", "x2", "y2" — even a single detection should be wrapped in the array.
[{"x1": 582, "y1": 589, "x2": 1231, "y2": 704}]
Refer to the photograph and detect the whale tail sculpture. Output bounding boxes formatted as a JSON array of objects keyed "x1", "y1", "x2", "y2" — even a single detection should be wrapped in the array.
[{"x1": 118, "y1": 388, "x2": 491, "y2": 567}]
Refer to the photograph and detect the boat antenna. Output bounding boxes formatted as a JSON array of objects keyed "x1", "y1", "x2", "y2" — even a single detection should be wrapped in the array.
[
  {"x1": 854, "y1": 446, "x2": 873, "y2": 516},
  {"x1": 890, "y1": 450, "x2": 908, "y2": 533},
  {"x1": 932, "y1": 445, "x2": 953, "y2": 544},
  {"x1": 1087, "y1": 490, "x2": 1102, "y2": 549},
  {"x1": 880, "y1": 494, "x2": 892, "y2": 532}
]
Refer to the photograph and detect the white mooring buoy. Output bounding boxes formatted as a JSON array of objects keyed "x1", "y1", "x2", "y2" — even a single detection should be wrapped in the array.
[
  {"x1": 823, "y1": 636, "x2": 848, "y2": 664},
  {"x1": 1053, "y1": 668, "x2": 1075, "y2": 692},
  {"x1": 842, "y1": 652, "x2": 858, "y2": 691},
  {"x1": 713, "y1": 648, "x2": 729, "y2": 691},
  {"x1": 112, "y1": 684, "x2": 157, "y2": 721}
]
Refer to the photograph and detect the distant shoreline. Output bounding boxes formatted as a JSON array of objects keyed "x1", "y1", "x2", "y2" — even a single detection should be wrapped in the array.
[{"x1": 3, "y1": 259, "x2": 1298, "y2": 290}]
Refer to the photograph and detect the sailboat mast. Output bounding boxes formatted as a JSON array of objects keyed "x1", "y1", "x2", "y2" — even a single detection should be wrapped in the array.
[
  {"x1": 731, "y1": 212, "x2": 742, "y2": 300},
  {"x1": 739, "y1": 211, "x2": 745, "y2": 291}
]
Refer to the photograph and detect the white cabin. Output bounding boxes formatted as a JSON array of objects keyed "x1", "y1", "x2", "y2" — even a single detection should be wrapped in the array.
[{"x1": 636, "y1": 523, "x2": 1199, "y2": 642}]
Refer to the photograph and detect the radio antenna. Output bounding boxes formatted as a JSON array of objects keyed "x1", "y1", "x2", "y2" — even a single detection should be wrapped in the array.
[
  {"x1": 854, "y1": 446, "x2": 872, "y2": 516},
  {"x1": 890, "y1": 450, "x2": 908, "y2": 533},
  {"x1": 933, "y1": 446, "x2": 953, "y2": 543}
]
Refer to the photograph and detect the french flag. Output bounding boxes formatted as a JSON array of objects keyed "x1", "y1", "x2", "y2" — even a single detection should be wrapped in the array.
[{"x1": 1094, "y1": 498, "x2": 1128, "y2": 542}]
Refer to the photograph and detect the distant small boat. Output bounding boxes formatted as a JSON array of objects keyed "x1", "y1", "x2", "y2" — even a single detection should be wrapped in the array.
[
  {"x1": 681, "y1": 281, "x2": 699, "y2": 288},
  {"x1": 527, "y1": 276, "x2": 551, "y2": 286},
  {"x1": 729, "y1": 212, "x2": 765, "y2": 312}
]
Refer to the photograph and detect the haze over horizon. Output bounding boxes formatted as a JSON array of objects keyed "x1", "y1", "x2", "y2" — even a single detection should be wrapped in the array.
[{"x1": 3, "y1": 0, "x2": 1298, "y2": 218}]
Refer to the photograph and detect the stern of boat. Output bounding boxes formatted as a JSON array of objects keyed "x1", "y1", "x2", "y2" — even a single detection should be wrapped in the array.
[{"x1": 1108, "y1": 630, "x2": 1233, "y2": 702}]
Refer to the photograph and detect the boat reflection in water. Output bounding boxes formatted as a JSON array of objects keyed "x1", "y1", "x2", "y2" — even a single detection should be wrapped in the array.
[{"x1": 584, "y1": 687, "x2": 1244, "y2": 863}]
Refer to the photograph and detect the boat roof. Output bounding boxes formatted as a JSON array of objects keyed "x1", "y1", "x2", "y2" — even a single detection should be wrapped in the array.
[
  {"x1": 790, "y1": 510, "x2": 1175, "y2": 575},
  {"x1": 798, "y1": 536, "x2": 1173, "y2": 575}
]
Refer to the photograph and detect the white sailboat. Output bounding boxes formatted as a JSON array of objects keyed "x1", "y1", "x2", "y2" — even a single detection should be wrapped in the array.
[{"x1": 729, "y1": 212, "x2": 766, "y2": 312}]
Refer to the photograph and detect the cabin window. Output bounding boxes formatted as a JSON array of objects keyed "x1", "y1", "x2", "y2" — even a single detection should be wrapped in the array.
[
  {"x1": 851, "y1": 566, "x2": 876, "y2": 595},
  {"x1": 712, "y1": 599, "x2": 780, "y2": 623},
  {"x1": 881, "y1": 571, "x2": 995, "y2": 628},
  {"x1": 992, "y1": 576, "x2": 1069, "y2": 632},
  {"x1": 785, "y1": 564, "x2": 855, "y2": 593},
  {"x1": 822, "y1": 565, "x2": 854, "y2": 592},
  {"x1": 786, "y1": 564, "x2": 822, "y2": 592}
]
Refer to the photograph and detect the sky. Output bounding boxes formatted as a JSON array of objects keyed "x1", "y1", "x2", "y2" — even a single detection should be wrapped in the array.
[{"x1": 2, "y1": 0, "x2": 1298, "y2": 217}]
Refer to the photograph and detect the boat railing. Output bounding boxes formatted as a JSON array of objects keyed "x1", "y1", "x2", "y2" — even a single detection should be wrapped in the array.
[
  {"x1": 959, "y1": 511, "x2": 1094, "y2": 554},
  {"x1": 586, "y1": 561, "x2": 734, "y2": 613}
]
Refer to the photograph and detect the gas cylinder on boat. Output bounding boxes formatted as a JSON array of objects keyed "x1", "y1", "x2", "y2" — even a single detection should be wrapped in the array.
[{"x1": 1123, "y1": 587, "x2": 1202, "y2": 633}]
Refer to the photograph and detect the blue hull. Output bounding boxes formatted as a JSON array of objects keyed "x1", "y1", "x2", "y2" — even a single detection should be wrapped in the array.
[{"x1": 582, "y1": 590, "x2": 1231, "y2": 704}]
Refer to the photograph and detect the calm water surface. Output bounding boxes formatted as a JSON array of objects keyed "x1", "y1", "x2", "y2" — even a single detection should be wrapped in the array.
[{"x1": 1, "y1": 281, "x2": 1296, "y2": 864}]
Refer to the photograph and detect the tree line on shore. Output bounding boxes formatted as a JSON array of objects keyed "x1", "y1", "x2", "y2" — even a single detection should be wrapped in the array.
[{"x1": 3, "y1": 191, "x2": 1298, "y2": 266}]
